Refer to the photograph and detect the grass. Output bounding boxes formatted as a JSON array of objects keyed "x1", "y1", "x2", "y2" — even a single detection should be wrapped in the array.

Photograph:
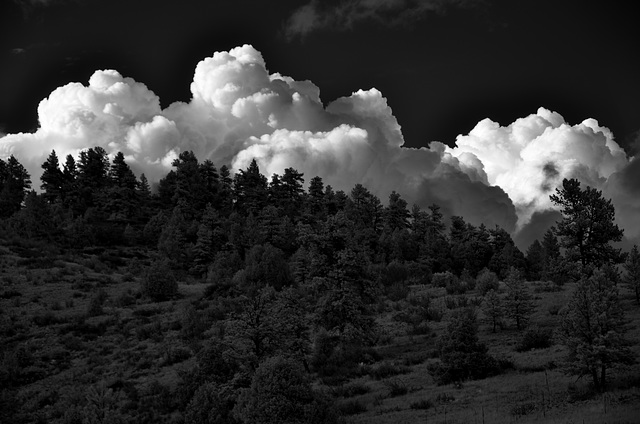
[{"x1": 2, "y1": 241, "x2": 640, "y2": 424}]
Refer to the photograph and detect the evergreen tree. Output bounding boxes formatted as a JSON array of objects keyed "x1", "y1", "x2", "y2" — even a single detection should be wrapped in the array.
[
  {"x1": 503, "y1": 267, "x2": 535, "y2": 330},
  {"x1": 234, "y1": 355, "x2": 339, "y2": 424},
  {"x1": 483, "y1": 289, "x2": 504, "y2": 333},
  {"x1": 550, "y1": 178, "x2": 624, "y2": 272},
  {"x1": 559, "y1": 268, "x2": 635, "y2": 391},
  {"x1": 383, "y1": 191, "x2": 410, "y2": 231},
  {"x1": 433, "y1": 308, "x2": 499, "y2": 384},
  {"x1": 525, "y1": 239, "x2": 544, "y2": 281},
  {"x1": 0, "y1": 155, "x2": 31, "y2": 218},
  {"x1": 40, "y1": 150, "x2": 64, "y2": 204},
  {"x1": 233, "y1": 159, "x2": 268, "y2": 215}
]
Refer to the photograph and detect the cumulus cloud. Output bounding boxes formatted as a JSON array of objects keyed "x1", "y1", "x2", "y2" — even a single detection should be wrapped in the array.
[
  {"x1": 1, "y1": 44, "x2": 637, "y2": 244},
  {"x1": 448, "y1": 108, "x2": 630, "y2": 230},
  {"x1": 284, "y1": 0, "x2": 483, "y2": 40}
]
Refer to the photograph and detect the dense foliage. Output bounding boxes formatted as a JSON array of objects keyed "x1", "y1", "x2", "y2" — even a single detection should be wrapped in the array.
[{"x1": 0, "y1": 149, "x2": 637, "y2": 423}]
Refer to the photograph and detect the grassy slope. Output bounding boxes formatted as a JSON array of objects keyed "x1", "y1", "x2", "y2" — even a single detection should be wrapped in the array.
[{"x1": 1, "y1": 239, "x2": 639, "y2": 423}]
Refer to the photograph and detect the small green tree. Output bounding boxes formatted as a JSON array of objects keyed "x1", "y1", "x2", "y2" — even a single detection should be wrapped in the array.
[
  {"x1": 623, "y1": 245, "x2": 640, "y2": 304},
  {"x1": 559, "y1": 268, "x2": 635, "y2": 391},
  {"x1": 503, "y1": 267, "x2": 535, "y2": 330}
]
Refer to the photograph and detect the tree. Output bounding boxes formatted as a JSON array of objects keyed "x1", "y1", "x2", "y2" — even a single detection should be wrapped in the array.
[
  {"x1": 384, "y1": 191, "x2": 410, "y2": 231},
  {"x1": 503, "y1": 267, "x2": 535, "y2": 330},
  {"x1": 233, "y1": 159, "x2": 268, "y2": 215},
  {"x1": 550, "y1": 178, "x2": 624, "y2": 272},
  {"x1": 432, "y1": 308, "x2": 499, "y2": 384},
  {"x1": 559, "y1": 268, "x2": 635, "y2": 391},
  {"x1": 142, "y1": 258, "x2": 179, "y2": 301},
  {"x1": 483, "y1": 289, "x2": 504, "y2": 333},
  {"x1": 184, "y1": 382, "x2": 238, "y2": 424},
  {"x1": 0, "y1": 155, "x2": 31, "y2": 217},
  {"x1": 623, "y1": 245, "x2": 640, "y2": 304},
  {"x1": 40, "y1": 150, "x2": 64, "y2": 204},
  {"x1": 525, "y1": 239, "x2": 544, "y2": 281},
  {"x1": 233, "y1": 355, "x2": 339, "y2": 424}
]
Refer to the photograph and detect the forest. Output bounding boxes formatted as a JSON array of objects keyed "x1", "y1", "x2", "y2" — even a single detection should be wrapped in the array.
[{"x1": 1, "y1": 148, "x2": 639, "y2": 423}]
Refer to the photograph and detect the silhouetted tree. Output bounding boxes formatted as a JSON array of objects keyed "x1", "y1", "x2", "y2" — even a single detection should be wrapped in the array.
[
  {"x1": 550, "y1": 178, "x2": 624, "y2": 272},
  {"x1": 234, "y1": 159, "x2": 268, "y2": 215},
  {"x1": 0, "y1": 155, "x2": 31, "y2": 217},
  {"x1": 40, "y1": 150, "x2": 64, "y2": 204}
]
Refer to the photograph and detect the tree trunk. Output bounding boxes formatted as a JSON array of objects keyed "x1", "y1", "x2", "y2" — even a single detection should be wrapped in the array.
[
  {"x1": 600, "y1": 365, "x2": 607, "y2": 392},
  {"x1": 591, "y1": 367, "x2": 601, "y2": 391}
]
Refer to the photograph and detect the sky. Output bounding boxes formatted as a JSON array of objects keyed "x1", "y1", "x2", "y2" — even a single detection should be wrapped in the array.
[{"x1": 1, "y1": 0, "x2": 639, "y2": 249}]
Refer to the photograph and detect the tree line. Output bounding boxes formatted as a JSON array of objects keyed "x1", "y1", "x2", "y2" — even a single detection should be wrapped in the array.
[{"x1": 1, "y1": 147, "x2": 639, "y2": 421}]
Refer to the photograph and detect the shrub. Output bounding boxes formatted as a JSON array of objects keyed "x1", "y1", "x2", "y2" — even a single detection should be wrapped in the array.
[
  {"x1": 384, "y1": 379, "x2": 408, "y2": 397},
  {"x1": 515, "y1": 326, "x2": 553, "y2": 352},
  {"x1": 86, "y1": 288, "x2": 108, "y2": 317},
  {"x1": 141, "y1": 259, "x2": 178, "y2": 301},
  {"x1": 235, "y1": 355, "x2": 341, "y2": 423},
  {"x1": 547, "y1": 303, "x2": 561, "y2": 316},
  {"x1": 476, "y1": 268, "x2": 499, "y2": 295},
  {"x1": 386, "y1": 282, "x2": 410, "y2": 301},
  {"x1": 446, "y1": 278, "x2": 467, "y2": 295},
  {"x1": 410, "y1": 399, "x2": 433, "y2": 410},
  {"x1": 338, "y1": 400, "x2": 367, "y2": 415},
  {"x1": 432, "y1": 271, "x2": 458, "y2": 289},
  {"x1": 333, "y1": 382, "x2": 370, "y2": 398},
  {"x1": 368, "y1": 361, "x2": 410, "y2": 380}
]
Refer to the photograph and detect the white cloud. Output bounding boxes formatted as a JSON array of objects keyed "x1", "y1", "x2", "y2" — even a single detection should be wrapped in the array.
[
  {"x1": 2, "y1": 44, "x2": 637, "y2": 243},
  {"x1": 449, "y1": 107, "x2": 629, "y2": 230}
]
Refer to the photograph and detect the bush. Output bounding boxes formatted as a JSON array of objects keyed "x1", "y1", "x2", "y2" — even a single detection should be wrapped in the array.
[
  {"x1": 476, "y1": 268, "x2": 499, "y2": 295},
  {"x1": 547, "y1": 303, "x2": 561, "y2": 316},
  {"x1": 333, "y1": 382, "x2": 370, "y2": 398},
  {"x1": 368, "y1": 361, "x2": 410, "y2": 380},
  {"x1": 432, "y1": 271, "x2": 458, "y2": 289},
  {"x1": 384, "y1": 379, "x2": 408, "y2": 397},
  {"x1": 410, "y1": 399, "x2": 433, "y2": 410},
  {"x1": 86, "y1": 288, "x2": 108, "y2": 317},
  {"x1": 445, "y1": 278, "x2": 467, "y2": 295},
  {"x1": 338, "y1": 400, "x2": 367, "y2": 416},
  {"x1": 515, "y1": 326, "x2": 553, "y2": 352},
  {"x1": 141, "y1": 259, "x2": 178, "y2": 301}
]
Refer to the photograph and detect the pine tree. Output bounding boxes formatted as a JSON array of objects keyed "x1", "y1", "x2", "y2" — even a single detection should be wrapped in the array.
[
  {"x1": 233, "y1": 159, "x2": 268, "y2": 215},
  {"x1": 384, "y1": 191, "x2": 410, "y2": 231},
  {"x1": 525, "y1": 239, "x2": 544, "y2": 281},
  {"x1": 550, "y1": 178, "x2": 624, "y2": 272},
  {"x1": 559, "y1": 268, "x2": 635, "y2": 391},
  {"x1": 503, "y1": 267, "x2": 535, "y2": 330},
  {"x1": 483, "y1": 289, "x2": 504, "y2": 333},
  {"x1": 40, "y1": 150, "x2": 64, "y2": 204},
  {"x1": 0, "y1": 155, "x2": 31, "y2": 218}
]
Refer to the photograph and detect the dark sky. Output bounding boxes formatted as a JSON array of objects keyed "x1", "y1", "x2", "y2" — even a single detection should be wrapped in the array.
[{"x1": 1, "y1": 0, "x2": 639, "y2": 150}]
